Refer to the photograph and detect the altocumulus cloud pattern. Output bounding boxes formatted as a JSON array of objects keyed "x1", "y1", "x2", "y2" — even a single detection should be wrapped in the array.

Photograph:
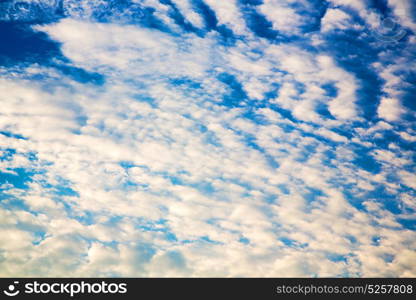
[{"x1": 0, "y1": 0, "x2": 415, "y2": 277}]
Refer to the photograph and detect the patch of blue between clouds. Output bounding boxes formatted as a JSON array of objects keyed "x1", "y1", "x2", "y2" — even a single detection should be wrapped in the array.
[
  {"x1": 187, "y1": 0, "x2": 236, "y2": 43},
  {"x1": 160, "y1": 0, "x2": 202, "y2": 35},
  {"x1": 0, "y1": 168, "x2": 34, "y2": 190},
  {"x1": 0, "y1": 22, "x2": 105, "y2": 85},
  {"x1": 352, "y1": 148, "x2": 382, "y2": 174},
  {"x1": 217, "y1": 72, "x2": 248, "y2": 107},
  {"x1": 240, "y1": 4, "x2": 283, "y2": 42},
  {"x1": 0, "y1": 131, "x2": 28, "y2": 140},
  {"x1": 279, "y1": 237, "x2": 308, "y2": 249},
  {"x1": 0, "y1": 22, "x2": 61, "y2": 66}
]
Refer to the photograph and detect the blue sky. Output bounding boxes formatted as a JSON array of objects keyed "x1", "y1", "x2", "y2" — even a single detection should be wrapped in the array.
[{"x1": 0, "y1": 0, "x2": 415, "y2": 277}]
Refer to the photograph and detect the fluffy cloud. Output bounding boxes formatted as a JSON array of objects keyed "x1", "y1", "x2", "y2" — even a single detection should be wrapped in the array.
[
  {"x1": 377, "y1": 97, "x2": 405, "y2": 122},
  {"x1": 321, "y1": 8, "x2": 358, "y2": 32}
]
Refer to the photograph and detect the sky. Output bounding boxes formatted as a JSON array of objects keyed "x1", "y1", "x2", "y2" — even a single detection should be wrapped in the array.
[{"x1": 0, "y1": 0, "x2": 415, "y2": 277}]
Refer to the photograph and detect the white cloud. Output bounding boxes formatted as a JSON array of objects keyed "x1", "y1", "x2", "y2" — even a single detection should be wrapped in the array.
[
  {"x1": 257, "y1": 0, "x2": 305, "y2": 34},
  {"x1": 204, "y1": 0, "x2": 248, "y2": 35},
  {"x1": 321, "y1": 8, "x2": 357, "y2": 32},
  {"x1": 37, "y1": 19, "x2": 215, "y2": 78},
  {"x1": 316, "y1": 128, "x2": 349, "y2": 143},
  {"x1": 264, "y1": 48, "x2": 359, "y2": 121},
  {"x1": 326, "y1": 0, "x2": 366, "y2": 11},
  {"x1": 387, "y1": 0, "x2": 416, "y2": 31},
  {"x1": 171, "y1": 0, "x2": 204, "y2": 29},
  {"x1": 377, "y1": 97, "x2": 405, "y2": 122},
  {"x1": 399, "y1": 131, "x2": 416, "y2": 142},
  {"x1": 398, "y1": 171, "x2": 416, "y2": 190}
]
